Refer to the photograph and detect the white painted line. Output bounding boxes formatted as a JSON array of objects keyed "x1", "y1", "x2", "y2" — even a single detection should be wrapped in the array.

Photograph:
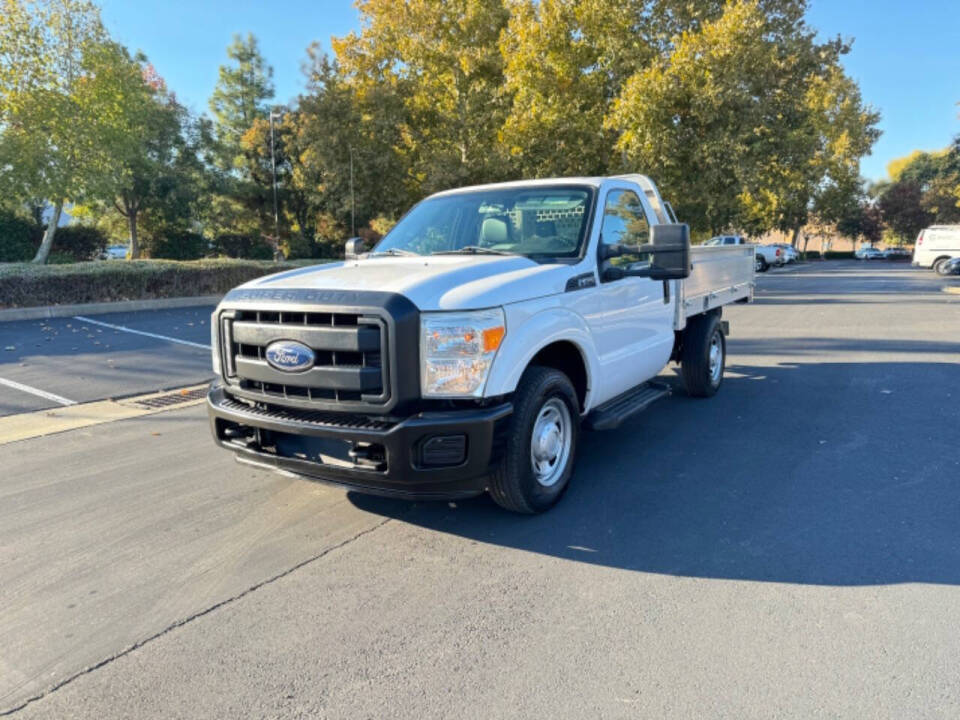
[
  {"x1": 73, "y1": 316, "x2": 210, "y2": 350},
  {"x1": 0, "y1": 377, "x2": 76, "y2": 406}
]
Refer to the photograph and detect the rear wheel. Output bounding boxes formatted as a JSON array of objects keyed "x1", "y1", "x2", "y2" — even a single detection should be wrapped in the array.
[
  {"x1": 488, "y1": 366, "x2": 580, "y2": 514},
  {"x1": 681, "y1": 313, "x2": 726, "y2": 398},
  {"x1": 934, "y1": 258, "x2": 953, "y2": 275}
]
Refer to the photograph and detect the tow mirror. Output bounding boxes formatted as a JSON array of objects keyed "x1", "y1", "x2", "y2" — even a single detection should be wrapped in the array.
[
  {"x1": 599, "y1": 224, "x2": 691, "y2": 280},
  {"x1": 345, "y1": 237, "x2": 366, "y2": 260},
  {"x1": 646, "y1": 223, "x2": 691, "y2": 280}
]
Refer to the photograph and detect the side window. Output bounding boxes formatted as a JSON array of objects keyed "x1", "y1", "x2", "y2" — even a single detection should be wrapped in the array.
[
  {"x1": 600, "y1": 190, "x2": 650, "y2": 278},
  {"x1": 599, "y1": 190, "x2": 651, "y2": 278}
]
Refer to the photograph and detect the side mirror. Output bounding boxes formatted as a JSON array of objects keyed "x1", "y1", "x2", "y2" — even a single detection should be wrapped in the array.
[
  {"x1": 345, "y1": 237, "x2": 366, "y2": 260},
  {"x1": 646, "y1": 223, "x2": 691, "y2": 280}
]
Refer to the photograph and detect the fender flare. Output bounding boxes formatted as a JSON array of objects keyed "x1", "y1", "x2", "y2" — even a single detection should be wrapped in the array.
[{"x1": 484, "y1": 307, "x2": 600, "y2": 413}]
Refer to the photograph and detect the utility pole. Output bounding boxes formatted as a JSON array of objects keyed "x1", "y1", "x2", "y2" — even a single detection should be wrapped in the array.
[
  {"x1": 349, "y1": 145, "x2": 356, "y2": 237},
  {"x1": 269, "y1": 111, "x2": 281, "y2": 260}
]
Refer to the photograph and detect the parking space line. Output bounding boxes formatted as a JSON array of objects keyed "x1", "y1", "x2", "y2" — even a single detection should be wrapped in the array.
[
  {"x1": 73, "y1": 315, "x2": 210, "y2": 350},
  {"x1": 0, "y1": 377, "x2": 77, "y2": 406}
]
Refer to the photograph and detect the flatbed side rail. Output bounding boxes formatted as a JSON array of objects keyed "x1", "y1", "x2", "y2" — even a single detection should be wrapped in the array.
[{"x1": 675, "y1": 245, "x2": 755, "y2": 329}]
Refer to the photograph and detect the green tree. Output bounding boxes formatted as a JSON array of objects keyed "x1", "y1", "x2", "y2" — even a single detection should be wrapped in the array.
[
  {"x1": 886, "y1": 139, "x2": 960, "y2": 225},
  {"x1": 498, "y1": 0, "x2": 797, "y2": 178},
  {"x1": 207, "y1": 33, "x2": 276, "y2": 243},
  {"x1": 332, "y1": 0, "x2": 511, "y2": 196},
  {"x1": 209, "y1": 33, "x2": 275, "y2": 171},
  {"x1": 79, "y1": 44, "x2": 199, "y2": 258},
  {"x1": 606, "y1": 1, "x2": 879, "y2": 237},
  {"x1": 499, "y1": 0, "x2": 623, "y2": 178},
  {"x1": 879, "y1": 181, "x2": 931, "y2": 242},
  {"x1": 293, "y1": 48, "x2": 408, "y2": 247},
  {"x1": 0, "y1": 0, "x2": 107, "y2": 263}
]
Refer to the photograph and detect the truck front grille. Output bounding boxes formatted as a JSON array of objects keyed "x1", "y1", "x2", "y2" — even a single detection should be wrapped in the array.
[{"x1": 219, "y1": 308, "x2": 390, "y2": 409}]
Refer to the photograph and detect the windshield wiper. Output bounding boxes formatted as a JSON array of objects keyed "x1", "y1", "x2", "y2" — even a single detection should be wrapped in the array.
[
  {"x1": 366, "y1": 248, "x2": 420, "y2": 257},
  {"x1": 432, "y1": 246, "x2": 515, "y2": 256}
]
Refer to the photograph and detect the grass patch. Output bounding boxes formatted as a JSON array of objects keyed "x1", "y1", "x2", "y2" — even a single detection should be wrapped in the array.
[{"x1": 0, "y1": 258, "x2": 330, "y2": 309}]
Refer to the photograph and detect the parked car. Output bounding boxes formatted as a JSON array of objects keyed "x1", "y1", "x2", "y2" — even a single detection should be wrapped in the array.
[
  {"x1": 101, "y1": 245, "x2": 128, "y2": 260},
  {"x1": 773, "y1": 244, "x2": 799, "y2": 263},
  {"x1": 704, "y1": 235, "x2": 744, "y2": 247},
  {"x1": 705, "y1": 235, "x2": 782, "y2": 271},
  {"x1": 208, "y1": 175, "x2": 755, "y2": 513},
  {"x1": 938, "y1": 256, "x2": 960, "y2": 276},
  {"x1": 882, "y1": 247, "x2": 910, "y2": 260},
  {"x1": 855, "y1": 247, "x2": 884, "y2": 260},
  {"x1": 912, "y1": 225, "x2": 960, "y2": 272}
]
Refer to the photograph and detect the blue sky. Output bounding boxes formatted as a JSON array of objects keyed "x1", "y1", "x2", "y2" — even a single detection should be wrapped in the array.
[{"x1": 99, "y1": 0, "x2": 960, "y2": 181}]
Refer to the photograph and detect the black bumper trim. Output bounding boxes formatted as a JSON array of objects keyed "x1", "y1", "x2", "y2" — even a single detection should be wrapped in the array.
[{"x1": 208, "y1": 384, "x2": 513, "y2": 500}]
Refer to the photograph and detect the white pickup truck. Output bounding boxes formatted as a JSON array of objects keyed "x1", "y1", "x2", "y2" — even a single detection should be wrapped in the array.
[{"x1": 208, "y1": 175, "x2": 754, "y2": 512}]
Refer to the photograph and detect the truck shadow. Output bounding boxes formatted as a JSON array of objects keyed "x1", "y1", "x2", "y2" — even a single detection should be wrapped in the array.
[{"x1": 349, "y1": 360, "x2": 960, "y2": 587}]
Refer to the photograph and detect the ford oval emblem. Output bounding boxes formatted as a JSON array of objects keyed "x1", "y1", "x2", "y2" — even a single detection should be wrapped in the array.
[{"x1": 265, "y1": 340, "x2": 315, "y2": 372}]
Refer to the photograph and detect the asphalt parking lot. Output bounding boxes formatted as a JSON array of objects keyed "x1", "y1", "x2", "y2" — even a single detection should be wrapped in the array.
[
  {"x1": 1, "y1": 261, "x2": 959, "y2": 718},
  {"x1": 0, "y1": 306, "x2": 215, "y2": 416}
]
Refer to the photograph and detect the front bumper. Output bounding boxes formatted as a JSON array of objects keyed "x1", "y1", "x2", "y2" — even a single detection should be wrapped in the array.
[{"x1": 208, "y1": 383, "x2": 512, "y2": 500}]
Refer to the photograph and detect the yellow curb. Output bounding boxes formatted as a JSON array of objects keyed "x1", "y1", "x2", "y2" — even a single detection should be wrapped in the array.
[
  {"x1": 0, "y1": 384, "x2": 208, "y2": 445},
  {"x1": 942, "y1": 286, "x2": 960, "y2": 295}
]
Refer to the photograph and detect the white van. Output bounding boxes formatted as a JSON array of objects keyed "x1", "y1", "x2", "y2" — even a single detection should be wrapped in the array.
[{"x1": 912, "y1": 226, "x2": 960, "y2": 272}]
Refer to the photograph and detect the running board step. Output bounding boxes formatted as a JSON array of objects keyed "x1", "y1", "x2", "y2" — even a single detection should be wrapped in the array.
[{"x1": 585, "y1": 381, "x2": 671, "y2": 431}]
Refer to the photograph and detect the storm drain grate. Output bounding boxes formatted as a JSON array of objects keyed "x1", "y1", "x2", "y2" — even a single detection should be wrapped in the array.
[{"x1": 132, "y1": 386, "x2": 208, "y2": 409}]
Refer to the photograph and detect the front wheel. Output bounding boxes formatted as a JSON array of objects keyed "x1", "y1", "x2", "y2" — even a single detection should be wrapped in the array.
[
  {"x1": 755, "y1": 255, "x2": 768, "y2": 273},
  {"x1": 488, "y1": 366, "x2": 580, "y2": 514},
  {"x1": 680, "y1": 313, "x2": 726, "y2": 398}
]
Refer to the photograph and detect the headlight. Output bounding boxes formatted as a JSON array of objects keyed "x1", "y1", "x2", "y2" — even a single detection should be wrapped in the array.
[
  {"x1": 211, "y1": 311, "x2": 221, "y2": 375},
  {"x1": 420, "y1": 309, "x2": 506, "y2": 397}
]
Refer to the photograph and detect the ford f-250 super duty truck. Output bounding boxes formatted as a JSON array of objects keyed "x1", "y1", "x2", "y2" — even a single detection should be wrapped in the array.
[{"x1": 208, "y1": 175, "x2": 754, "y2": 513}]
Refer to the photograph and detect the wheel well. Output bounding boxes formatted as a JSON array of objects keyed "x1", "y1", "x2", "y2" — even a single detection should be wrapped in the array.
[
  {"x1": 671, "y1": 308, "x2": 722, "y2": 361},
  {"x1": 530, "y1": 341, "x2": 588, "y2": 411}
]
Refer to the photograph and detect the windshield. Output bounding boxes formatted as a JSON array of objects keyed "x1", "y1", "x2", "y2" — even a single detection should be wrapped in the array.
[{"x1": 373, "y1": 186, "x2": 594, "y2": 259}]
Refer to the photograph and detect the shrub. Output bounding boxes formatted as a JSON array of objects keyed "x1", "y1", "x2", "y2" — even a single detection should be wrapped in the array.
[
  {"x1": 46, "y1": 251, "x2": 77, "y2": 264},
  {"x1": 212, "y1": 234, "x2": 274, "y2": 260},
  {"x1": 53, "y1": 225, "x2": 109, "y2": 261},
  {"x1": 0, "y1": 258, "x2": 327, "y2": 309},
  {"x1": 282, "y1": 234, "x2": 318, "y2": 260},
  {"x1": 148, "y1": 231, "x2": 207, "y2": 260},
  {"x1": 0, "y1": 211, "x2": 41, "y2": 262}
]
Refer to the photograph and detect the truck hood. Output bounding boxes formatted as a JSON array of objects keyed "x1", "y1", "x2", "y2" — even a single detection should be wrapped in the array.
[{"x1": 238, "y1": 255, "x2": 582, "y2": 310}]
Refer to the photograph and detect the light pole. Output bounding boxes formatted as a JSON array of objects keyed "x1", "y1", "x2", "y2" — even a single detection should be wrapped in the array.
[
  {"x1": 269, "y1": 111, "x2": 281, "y2": 259},
  {"x1": 349, "y1": 145, "x2": 356, "y2": 237}
]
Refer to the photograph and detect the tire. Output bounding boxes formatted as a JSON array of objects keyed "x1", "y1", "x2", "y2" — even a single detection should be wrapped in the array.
[
  {"x1": 756, "y1": 256, "x2": 769, "y2": 273},
  {"x1": 680, "y1": 313, "x2": 726, "y2": 398},
  {"x1": 488, "y1": 366, "x2": 580, "y2": 514},
  {"x1": 934, "y1": 258, "x2": 953, "y2": 276}
]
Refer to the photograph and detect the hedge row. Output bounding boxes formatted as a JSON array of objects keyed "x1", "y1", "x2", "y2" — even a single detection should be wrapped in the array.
[
  {"x1": 0, "y1": 258, "x2": 327, "y2": 309},
  {"x1": 799, "y1": 251, "x2": 856, "y2": 259}
]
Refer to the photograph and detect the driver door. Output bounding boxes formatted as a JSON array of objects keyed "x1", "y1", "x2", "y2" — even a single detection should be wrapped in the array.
[{"x1": 589, "y1": 188, "x2": 675, "y2": 403}]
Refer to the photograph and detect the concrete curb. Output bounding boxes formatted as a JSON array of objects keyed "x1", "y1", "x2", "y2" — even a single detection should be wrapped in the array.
[{"x1": 0, "y1": 295, "x2": 223, "y2": 323}]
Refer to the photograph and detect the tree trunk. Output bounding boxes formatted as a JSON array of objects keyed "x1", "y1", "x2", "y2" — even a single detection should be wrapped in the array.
[
  {"x1": 789, "y1": 225, "x2": 801, "y2": 248},
  {"x1": 127, "y1": 210, "x2": 139, "y2": 259},
  {"x1": 32, "y1": 201, "x2": 63, "y2": 264}
]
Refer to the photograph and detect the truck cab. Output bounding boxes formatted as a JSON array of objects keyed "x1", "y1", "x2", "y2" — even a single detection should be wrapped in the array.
[{"x1": 208, "y1": 175, "x2": 754, "y2": 512}]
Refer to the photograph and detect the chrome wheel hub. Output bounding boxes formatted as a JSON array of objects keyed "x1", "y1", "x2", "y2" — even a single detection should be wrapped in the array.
[
  {"x1": 708, "y1": 331, "x2": 723, "y2": 385},
  {"x1": 530, "y1": 398, "x2": 572, "y2": 488}
]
